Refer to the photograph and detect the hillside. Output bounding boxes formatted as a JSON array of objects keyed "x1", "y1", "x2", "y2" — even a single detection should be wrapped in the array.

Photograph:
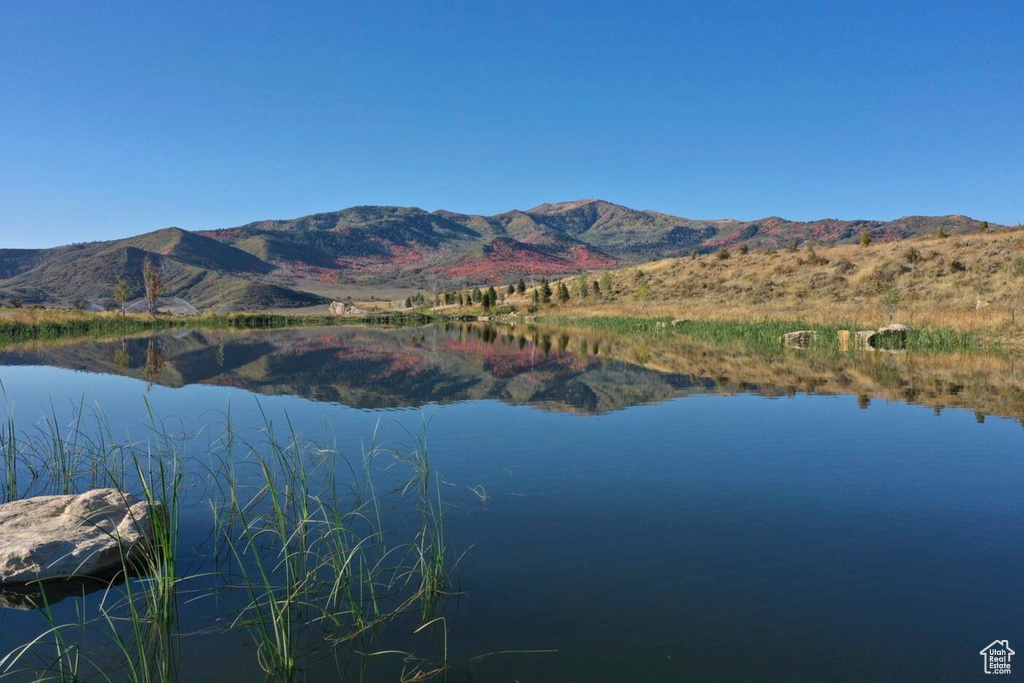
[
  {"x1": 0, "y1": 200, "x2": 1006, "y2": 310},
  {"x1": 0, "y1": 228, "x2": 325, "y2": 310},
  {"x1": 528, "y1": 229, "x2": 1024, "y2": 340}
]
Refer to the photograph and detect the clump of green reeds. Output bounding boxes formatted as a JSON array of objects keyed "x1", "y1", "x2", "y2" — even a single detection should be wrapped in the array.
[
  {"x1": 391, "y1": 434, "x2": 453, "y2": 623},
  {"x1": 0, "y1": 425, "x2": 185, "y2": 683},
  {"x1": 0, "y1": 403, "x2": 461, "y2": 682},
  {"x1": 1, "y1": 416, "x2": 17, "y2": 503},
  {"x1": 215, "y1": 412, "x2": 457, "y2": 679}
]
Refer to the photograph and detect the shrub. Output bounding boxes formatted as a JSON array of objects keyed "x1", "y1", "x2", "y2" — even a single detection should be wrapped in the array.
[
  {"x1": 951, "y1": 259, "x2": 967, "y2": 272},
  {"x1": 860, "y1": 231, "x2": 872, "y2": 247},
  {"x1": 880, "y1": 285, "x2": 904, "y2": 321},
  {"x1": 834, "y1": 258, "x2": 857, "y2": 274},
  {"x1": 716, "y1": 248, "x2": 730, "y2": 260},
  {"x1": 802, "y1": 245, "x2": 829, "y2": 266},
  {"x1": 737, "y1": 243, "x2": 749, "y2": 255},
  {"x1": 636, "y1": 278, "x2": 652, "y2": 302},
  {"x1": 903, "y1": 247, "x2": 921, "y2": 264}
]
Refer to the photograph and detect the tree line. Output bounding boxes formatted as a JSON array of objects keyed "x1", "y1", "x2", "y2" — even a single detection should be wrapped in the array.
[{"x1": 403, "y1": 272, "x2": 616, "y2": 313}]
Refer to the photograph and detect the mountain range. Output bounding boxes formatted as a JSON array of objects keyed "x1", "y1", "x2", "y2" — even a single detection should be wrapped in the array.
[{"x1": 0, "y1": 200, "x2": 1001, "y2": 310}]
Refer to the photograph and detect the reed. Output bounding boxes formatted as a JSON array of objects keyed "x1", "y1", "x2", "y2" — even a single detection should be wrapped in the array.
[
  {"x1": 1, "y1": 417, "x2": 16, "y2": 504},
  {"x1": 0, "y1": 403, "x2": 460, "y2": 682}
]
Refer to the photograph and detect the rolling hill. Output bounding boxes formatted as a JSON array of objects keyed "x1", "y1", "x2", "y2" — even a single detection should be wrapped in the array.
[{"x1": 0, "y1": 200, "x2": 1005, "y2": 309}]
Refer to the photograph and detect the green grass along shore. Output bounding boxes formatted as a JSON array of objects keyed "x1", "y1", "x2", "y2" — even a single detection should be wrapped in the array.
[{"x1": 0, "y1": 307, "x2": 991, "y2": 355}]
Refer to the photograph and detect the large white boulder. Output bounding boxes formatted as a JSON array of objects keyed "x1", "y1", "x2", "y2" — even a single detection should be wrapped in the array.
[{"x1": 0, "y1": 489, "x2": 155, "y2": 585}]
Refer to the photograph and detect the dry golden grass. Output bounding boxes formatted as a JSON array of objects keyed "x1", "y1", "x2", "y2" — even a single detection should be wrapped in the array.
[
  {"x1": 510, "y1": 230, "x2": 1024, "y2": 346},
  {"x1": 0, "y1": 308, "x2": 126, "y2": 324}
]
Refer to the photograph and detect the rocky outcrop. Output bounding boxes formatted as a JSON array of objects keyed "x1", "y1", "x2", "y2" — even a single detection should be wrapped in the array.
[
  {"x1": 0, "y1": 489, "x2": 156, "y2": 586},
  {"x1": 837, "y1": 324, "x2": 910, "y2": 351}
]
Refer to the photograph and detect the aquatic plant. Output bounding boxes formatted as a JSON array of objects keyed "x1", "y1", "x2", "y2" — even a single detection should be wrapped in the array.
[{"x1": 0, "y1": 404, "x2": 460, "y2": 682}]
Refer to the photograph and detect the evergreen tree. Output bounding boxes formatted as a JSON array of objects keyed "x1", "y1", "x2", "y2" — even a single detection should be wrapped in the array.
[
  {"x1": 472, "y1": 287, "x2": 482, "y2": 303},
  {"x1": 487, "y1": 285, "x2": 497, "y2": 305},
  {"x1": 557, "y1": 282, "x2": 570, "y2": 303},
  {"x1": 516, "y1": 278, "x2": 526, "y2": 294},
  {"x1": 507, "y1": 283, "x2": 515, "y2": 295},
  {"x1": 577, "y1": 274, "x2": 589, "y2": 299},
  {"x1": 540, "y1": 279, "x2": 552, "y2": 304}
]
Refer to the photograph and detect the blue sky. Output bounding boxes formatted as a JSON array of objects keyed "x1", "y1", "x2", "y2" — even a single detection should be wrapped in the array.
[{"x1": 1, "y1": 1, "x2": 1022, "y2": 248}]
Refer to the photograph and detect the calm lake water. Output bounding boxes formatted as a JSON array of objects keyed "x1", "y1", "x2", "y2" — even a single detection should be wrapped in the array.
[{"x1": 0, "y1": 324, "x2": 1022, "y2": 681}]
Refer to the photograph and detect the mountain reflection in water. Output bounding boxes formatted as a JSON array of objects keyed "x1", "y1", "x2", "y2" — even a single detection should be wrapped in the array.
[{"x1": 1, "y1": 323, "x2": 1022, "y2": 422}]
